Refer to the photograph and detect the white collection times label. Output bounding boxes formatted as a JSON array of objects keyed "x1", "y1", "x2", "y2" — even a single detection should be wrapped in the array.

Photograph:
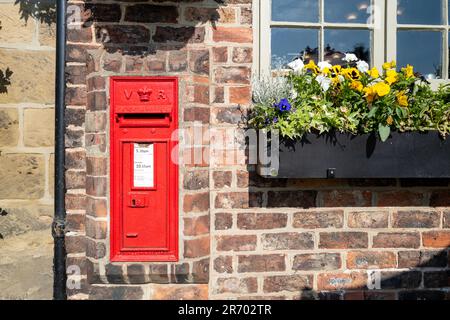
[{"x1": 133, "y1": 143, "x2": 154, "y2": 188}]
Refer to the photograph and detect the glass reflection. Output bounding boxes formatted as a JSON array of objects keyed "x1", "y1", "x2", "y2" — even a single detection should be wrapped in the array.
[
  {"x1": 397, "y1": 31, "x2": 442, "y2": 78},
  {"x1": 325, "y1": 0, "x2": 372, "y2": 24},
  {"x1": 272, "y1": 0, "x2": 319, "y2": 22},
  {"x1": 271, "y1": 28, "x2": 319, "y2": 68},
  {"x1": 324, "y1": 29, "x2": 371, "y2": 65},
  {"x1": 397, "y1": 0, "x2": 443, "y2": 25}
]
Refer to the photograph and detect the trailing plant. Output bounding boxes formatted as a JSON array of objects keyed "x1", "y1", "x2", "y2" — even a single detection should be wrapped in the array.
[{"x1": 249, "y1": 55, "x2": 450, "y2": 142}]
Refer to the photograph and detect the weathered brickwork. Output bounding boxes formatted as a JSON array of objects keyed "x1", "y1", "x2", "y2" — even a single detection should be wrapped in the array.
[{"x1": 65, "y1": 0, "x2": 450, "y2": 300}]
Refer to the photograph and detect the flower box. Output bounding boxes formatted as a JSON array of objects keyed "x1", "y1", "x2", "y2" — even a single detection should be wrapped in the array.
[{"x1": 257, "y1": 131, "x2": 450, "y2": 178}]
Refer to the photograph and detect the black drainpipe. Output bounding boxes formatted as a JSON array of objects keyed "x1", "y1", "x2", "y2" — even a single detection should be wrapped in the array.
[{"x1": 53, "y1": 0, "x2": 67, "y2": 300}]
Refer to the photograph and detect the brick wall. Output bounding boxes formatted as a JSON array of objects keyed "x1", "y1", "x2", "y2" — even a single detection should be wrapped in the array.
[
  {"x1": 0, "y1": 0, "x2": 55, "y2": 299},
  {"x1": 65, "y1": 0, "x2": 450, "y2": 300}
]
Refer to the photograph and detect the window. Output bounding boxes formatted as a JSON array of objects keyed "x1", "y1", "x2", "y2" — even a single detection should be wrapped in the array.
[{"x1": 255, "y1": 0, "x2": 450, "y2": 83}]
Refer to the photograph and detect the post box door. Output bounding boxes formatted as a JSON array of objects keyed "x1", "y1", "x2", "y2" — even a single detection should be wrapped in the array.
[
  {"x1": 110, "y1": 77, "x2": 178, "y2": 262},
  {"x1": 121, "y1": 141, "x2": 168, "y2": 250}
]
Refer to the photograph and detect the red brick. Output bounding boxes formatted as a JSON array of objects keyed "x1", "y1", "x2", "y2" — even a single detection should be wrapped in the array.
[
  {"x1": 189, "y1": 49, "x2": 209, "y2": 75},
  {"x1": 183, "y1": 170, "x2": 209, "y2": 190},
  {"x1": 238, "y1": 254, "x2": 285, "y2": 272},
  {"x1": 66, "y1": 212, "x2": 85, "y2": 232},
  {"x1": 293, "y1": 210, "x2": 343, "y2": 229},
  {"x1": 267, "y1": 190, "x2": 317, "y2": 208},
  {"x1": 86, "y1": 238, "x2": 106, "y2": 259},
  {"x1": 168, "y1": 50, "x2": 187, "y2": 72},
  {"x1": 85, "y1": 218, "x2": 107, "y2": 240},
  {"x1": 321, "y1": 190, "x2": 372, "y2": 207},
  {"x1": 392, "y1": 209, "x2": 440, "y2": 228},
  {"x1": 213, "y1": 27, "x2": 252, "y2": 43},
  {"x1": 319, "y1": 232, "x2": 368, "y2": 249},
  {"x1": 124, "y1": 4, "x2": 178, "y2": 23},
  {"x1": 317, "y1": 272, "x2": 367, "y2": 290},
  {"x1": 65, "y1": 193, "x2": 86, "y2": 210},
  {"x1": 183, "y1": 192, "x2": 210, "y2": 213},
  {"x1": 422, "y1": 231, "x2": 450, "y2": 248},
  {"x1": 214, "y1": 66, "x2": 251, "y2": 84},
  {"x1": 373, "y1": 232, "x2": 420, "y2": 248},
  {"x1": 237, "y1": 212, "x2": 287, "y2": 230},
  {"x1": 215, "y1": 277, "x2": 257, "y2": 294},
  {"x1": 376, "y1": 191, "x2": 425, "y2": 206},
  {"x1": 430, "y1": 191, "x2": 450, "y2": 206},
  {"x1": 65, "y1": 234, "x2": 86, "y2": 254},
  {"x1": 261, "y1": 232, "x2": 314, "y2": 250},
  {"x1": 151, "y1": 285, "x2": 208, "y2": 300},
  {"x1": 66, "y1": 87, "x2": 87, "y2": 106},
  {"x1": 213, "y1": 47, "x2": 228, "y2": 63},
  {"x1": 347, "y1": 251, "x2": 397, "y2": 269},
  {"x1": 184, "y1": 107, "x2": 210, "y2": 123},
  {"x1": 292, "y1": 253, "x2": 341, "y2": 271},
  {"x1": 215, "y1": 192, "x2": 263, "y2": 209},
  {"x1": 86, "y1": 156, "x2": 107, "y2": 176},
  {"x1": 214, "y1": 256, "x2": 233, "y2": 274},
  {"x1": 85, "y1": 111, "x2": 106, "y2": 133},
  {"x1": 347, "y1": 210, "x2": 389, "y2": 228},
  {"x1": 398, "y1": 250, "x2": 448, "y2": 268},
  {"x1": 216, "y1": 235, "x2": 256, "y2": 251},
  {"x1": 215, "y1": 212, "x2": 233, "y2": 230},
  {"x1": 183, "y1": 215, "x2": 209, "y2": 236},
  {"x1": 229, "y1": 86, "x2": 251, "y2": 105},
  {"x1": 232, "y1": 47, "x2": 252, "y2": 63},
  {"x1": 86, "y1": 196, "x2": 107, "y2": 218},
  {"x1": 213, "y1": 171, "x2": 232, "y2": 188},
  {"x1": 263, "y1": 275, "x2": 313, "y2": 293},
  {"x1": 444, "y1": 210, "x2": 450, "y2": 228},
  {"x1": 184, "y1": 236, "x2": 210, "y2": 258},
  {"x1": 65, "y1": 170, "x2": 86, "y2": 189},
  {"x1": 86, "y1": 176, "x2": 107, "y2": 197}
]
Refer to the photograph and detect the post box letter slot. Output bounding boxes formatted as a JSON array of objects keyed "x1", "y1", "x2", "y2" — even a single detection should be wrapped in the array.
[{"x1": 117, "y1": 113, "x2": 171, "y2": 128}]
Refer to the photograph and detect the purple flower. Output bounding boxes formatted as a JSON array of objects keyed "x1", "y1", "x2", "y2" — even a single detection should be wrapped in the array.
[
  {"x1": 274, "y1": 98, "x2": 292, "y2": 112},
  {"x1": 273, "y1": 117, "x2": 278, "y2": 123}
]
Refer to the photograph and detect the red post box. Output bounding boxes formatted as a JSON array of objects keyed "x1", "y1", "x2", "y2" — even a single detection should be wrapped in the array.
[{"x1": 110, "y1": 77, "x2": 178, "y2": 262}]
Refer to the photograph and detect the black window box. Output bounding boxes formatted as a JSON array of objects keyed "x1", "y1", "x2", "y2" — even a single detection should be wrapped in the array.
[{"x1": 257, "y1": 131, "x2": 450, "y2": 178}]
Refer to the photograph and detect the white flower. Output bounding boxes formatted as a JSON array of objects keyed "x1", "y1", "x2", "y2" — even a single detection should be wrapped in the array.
[
  {"x1": 342, "y1": 53, "x2": 358, "y2": 63},
  {"x1": 291, "y1": 89, "x2": 298, "y2": 100},
  {"x1": 356, "y1": 60, "x2": 369, "y2": 73},
  {"x1": 315, "y1": 75, "x2": 332, "y2": 92},
  {"x1": 287, "y1": 58, "x2": 304, "y2": 74},
  {"x1": 317, "y1": 61, "x2": 332, "y2": 71}
]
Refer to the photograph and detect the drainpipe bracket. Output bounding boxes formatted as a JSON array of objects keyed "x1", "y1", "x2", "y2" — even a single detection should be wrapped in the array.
[{"x1": 52, "y1": 220, "x2": 66, "y2": 239}]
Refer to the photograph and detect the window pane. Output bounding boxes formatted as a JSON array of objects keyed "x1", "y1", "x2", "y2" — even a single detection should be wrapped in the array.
[
  {"x1": 272, "y1": 0, "x2": 319, "y2": 22},
  {"x1": 271, "y1": 28, "x2": 319, "y2": 68},
  {"x1": 324, "y1": 29, "x2": 371, "y2": 65},
  {"x1": 324, "y1": 0, "x2": 372, "y2": 24},
  {"x1": 397, "y1": 31, "x2": 442, "y2": 78},
  {"x1": 397, "y1": 0, "x2": 443, "y2": 25}
]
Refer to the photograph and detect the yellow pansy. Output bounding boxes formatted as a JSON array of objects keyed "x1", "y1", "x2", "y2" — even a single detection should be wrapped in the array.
[
  {"x1": 368, "y1": 67, "x2": 379, "y2": 78},
  {"x1": 322, "y1": 67, "x2": 331, "y2": 75},
  {"x1": 342, "y1": 67, "x2": 360, "y2": 80},
  {"x1": 373, "y1": 82, "x2": 391, "y2": 97},
  {"x1": 350, "y1": 80, "x2": 363, "y2": 92},
  {"x1": 401, "y1": 64, "x2": 414, "y2": 79},
  {"x1": 383, "y1": 60, "x2": 396, "y2": 70},
  {"x1": 332, "y1": 65, "x2": 342, "y2": 75},
  {"x1": 397, "y1": 91, "x2": 408, "y2": 107},
  {"x1": 385, "y1": 69, "x2": 398, "y2": 85},
  {"x1": 363, "y1": 86, "x2": 376, "y2": 103},
  {"x1": 305, "y1": 60, "x2": 320, "y2": 74}
]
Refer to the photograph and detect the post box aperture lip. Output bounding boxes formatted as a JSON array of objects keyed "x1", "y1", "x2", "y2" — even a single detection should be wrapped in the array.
[{"x1": 110, "y1": 77, "x2": 179, "y2": 262}]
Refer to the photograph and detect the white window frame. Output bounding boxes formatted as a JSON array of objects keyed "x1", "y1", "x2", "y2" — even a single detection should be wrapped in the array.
[{"x1": 254, "y1": 0, "x2": 449, "y2": 86}]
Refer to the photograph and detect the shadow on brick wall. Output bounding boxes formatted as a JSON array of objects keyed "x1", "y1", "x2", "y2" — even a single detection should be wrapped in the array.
[{"x1": 69, "y1": 0, "x2": 227, "y2": 57}]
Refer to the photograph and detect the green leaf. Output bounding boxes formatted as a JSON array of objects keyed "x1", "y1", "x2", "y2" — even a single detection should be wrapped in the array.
[
  {"x1": 378, "y1": 124, "x2": 391, "y2": 142},
  {"x1": 367, "y1": 107, "x2": 378, "y2": 118}
]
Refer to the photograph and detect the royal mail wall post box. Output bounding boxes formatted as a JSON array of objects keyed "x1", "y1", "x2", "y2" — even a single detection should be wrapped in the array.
[{"x1": 110, "y1": 77, "x2": 178, "y2": 262}]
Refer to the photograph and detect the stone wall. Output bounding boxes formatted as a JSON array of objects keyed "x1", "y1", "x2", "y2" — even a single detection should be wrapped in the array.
[
  {"x1": 65, "y1": 0, "x2": 450, "y2": 300},
  {"x1": 0, "y1": 1, "x2": 55, "y2": 299}
]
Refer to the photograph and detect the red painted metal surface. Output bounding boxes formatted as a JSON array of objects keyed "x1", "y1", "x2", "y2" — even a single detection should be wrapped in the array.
[{"x1": 110, "y1": 77, "x2": 178, "y2": 262}]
